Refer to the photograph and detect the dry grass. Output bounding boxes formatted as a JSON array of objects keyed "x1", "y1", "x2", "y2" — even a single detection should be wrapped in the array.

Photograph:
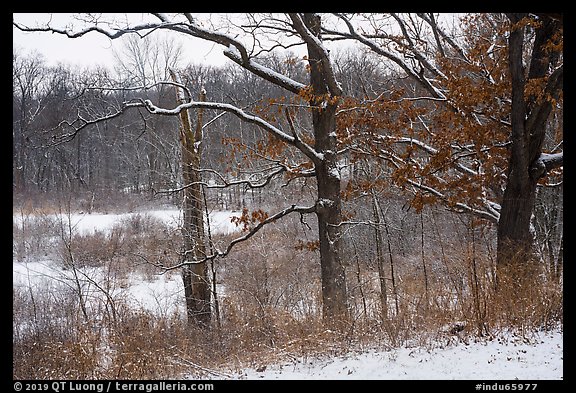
[{"x1": 12, "y1": 199, "x2": 563, "y2": 379}]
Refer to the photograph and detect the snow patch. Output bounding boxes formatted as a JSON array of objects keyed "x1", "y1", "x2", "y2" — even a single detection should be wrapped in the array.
[
  {"x1": 317, "y1": 198, "x2": 335, "y2": 208},
  {"x1": 328, "y1": 166, "x2": 341, "y2": 180},
  {"x1": 236, "y1": 330, "x2": 563, "y2": 380},
  {"x1": 125, "y1": 273, "x2": 184, "y2": 315},
  {"x1": 13, "y1": 209, "x2": 241, "y2": 236}
]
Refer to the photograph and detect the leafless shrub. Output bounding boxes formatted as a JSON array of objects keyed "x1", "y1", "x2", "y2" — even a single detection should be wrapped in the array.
[{"x1": 13, "y1": 209, "x2": 60, "y2": 261}]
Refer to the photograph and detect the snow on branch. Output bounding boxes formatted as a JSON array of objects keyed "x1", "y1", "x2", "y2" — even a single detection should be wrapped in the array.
[
  {"x1": 378, "y1": 135, "x2": 479, "y2": 177},
  {"x1": 15, "y1": 14, "x2": 308, "y2": 96},
  {"x1": 530, "y1": 152, "x2": 563, "y2": 180},
  {"x1": 403, "y1": 177, "x2": 500, "y2": 223},
  {"x1": 288, "y1": 13, "x2": 342, "y2": 96},
  {"x1": 353, "y1": 146, "x2": 500, "y2": 224},
  {"x1": 47, "y1": 103, "x2": 138, "y2": 146},
  {"x1": 13, "y1": 17, "x2": 176, "y2": 40},
  {"x1": 142, "y1": 99, "x2": 323, "y2": 162},
  {"x1": 155, "y1": 166, "x2": 290, "y2": 195},
  {"x1": 223, "y1": 46, "x2": 307, "y2": 94},
  {"x1": 154, "y1": 13, "x2": 307, "y2": 95},
  {"x1": 46, "y1": 80, "x2": 322, "y2": 162},
  {"x1": 539, "y1": 152, "x2": 563, "y2": 169}
]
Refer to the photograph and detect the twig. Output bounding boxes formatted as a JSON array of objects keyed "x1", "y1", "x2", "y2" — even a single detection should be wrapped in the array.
[{"x1": 171, "y1": 356, "x2": 234, "y2": 379}]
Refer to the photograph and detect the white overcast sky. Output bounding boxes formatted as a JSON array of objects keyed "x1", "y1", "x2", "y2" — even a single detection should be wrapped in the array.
[
  {"x1": 13, "y1": 13, "x2": 232, "y2": 69},
  {"x1": 14, "y1": 13, "x2": 466, "y2": 71}
]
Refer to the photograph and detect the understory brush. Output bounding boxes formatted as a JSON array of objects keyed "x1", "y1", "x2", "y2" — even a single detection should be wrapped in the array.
[{"x1": 13, "y1": 201, "x2": 563, "y2": 379}]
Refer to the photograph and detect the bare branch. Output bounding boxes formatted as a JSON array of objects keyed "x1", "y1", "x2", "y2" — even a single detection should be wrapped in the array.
[
  {"x1": 156, "y1": 166, "x2": 286, "y2": 194},
  {"x1": 15, "y1": 13, "x2": 308, "y2": 95},
  {"x1": 530, "y1": 152, "x2": 563, "y2": 180},
  {"x1": 377, "y1": 135, "x2": 479, "y2": 177},
  {"x1": 330, "y1": 13, "x2": 447, "y2": 100},
  {"x1": 13, "y1": 18, "x2": 166, "y2": 40},
  {"x1": 416, "y1": 13, "x2": 470, "y2": 62},
  {"x1": 158, "y1": 13, "x2": 308, "y2": 95},
  {"x1": 157, "y1": 204, "x2": 317, "y2": 271},
  {"x1": 142, "y1": 98, "x2": 323, "y2": 163},
  {"x1": 352, "y1": 146, "x2": 500, "y2": 224}
]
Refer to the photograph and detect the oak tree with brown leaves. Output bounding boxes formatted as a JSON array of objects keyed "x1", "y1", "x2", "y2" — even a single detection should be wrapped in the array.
[{"x1": 328, "y1": 13, "x2": 563, "y2": 275}]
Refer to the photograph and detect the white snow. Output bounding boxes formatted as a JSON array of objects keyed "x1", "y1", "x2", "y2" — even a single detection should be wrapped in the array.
[
  {"x1": 13, "y1": 259, "x2": 63, "y2": 287},
  {"x1": 124, "y1": 272, "x2": 185, "y2": 315},
  {"x1": 316, "y1": 198, "x2": 335, "y2": 208},
  {"x1": 328, "y1": 166, "x2": 341, "y2": 180},
  {"x1": 13, "y1": 208, "x2": 240, "y2": 316},
  {"x1": 538, "y1": 152, "x2": 563, "y2": 168},
  {"x1": 235, "y1": 330, "x2": 563, "y2": 380},
  {"x1": 13, "y1": 209, "x2": 241, "y2": 236}
]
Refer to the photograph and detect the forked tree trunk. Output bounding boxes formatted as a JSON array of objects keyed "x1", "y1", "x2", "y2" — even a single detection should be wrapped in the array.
[
  {"x1": 170, "y1": 70, "x2": 211, "y2": 327},
  {"x1": 496, "y1": 14, "x2": 563, "y2": 276}
]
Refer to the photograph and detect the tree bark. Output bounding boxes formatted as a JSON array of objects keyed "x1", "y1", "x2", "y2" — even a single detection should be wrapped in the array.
[
  {"x1": 301, "y1": 13, "x2": 349, "y2": 325},
  {"x1": 170, "y1": 70, "x2": 211, "y2": 327},
  {"x1": 496, "y1": 14, "x2": 563, "y2": 270}
]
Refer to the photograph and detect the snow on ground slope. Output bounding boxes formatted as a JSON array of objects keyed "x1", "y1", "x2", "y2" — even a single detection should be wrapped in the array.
[
  {"x1": 13, "y1": 208, "x2": 563, "y2": 380},
  {"x1": 236, "y1": 329, "x2": 562, "y2": 380}
]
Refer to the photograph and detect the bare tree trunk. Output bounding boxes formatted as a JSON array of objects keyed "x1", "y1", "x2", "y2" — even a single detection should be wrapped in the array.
[
  {"x1": 382, "y1": 209, "x2": 400, "y2": 317},
  {"x1": 371, "y1": 190, "x2": 388, "y2": 321},
  {"x1": 420, "y1": 209, "x2": 429, "y2": 307},
  {"x1": 301, "y1": 13, "x2": 349, "y2": 326},
  {"x1": 555, "y1": 233, "x2": 563, "y2": 283},
  {"x1": 170, "y1": 70, "x2": 211, "y2": 327},
  {"x1": 352, "y1": 243, "x2": 368, "y2": 320}
]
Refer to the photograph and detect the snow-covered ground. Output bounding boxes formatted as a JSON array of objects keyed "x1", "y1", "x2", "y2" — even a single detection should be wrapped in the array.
[
  {"x1": 13, "y1": 208, "x2": 563, "y2": 380},
  {"x1": 13, "y1": 208, "x2": 241, "y2": 315},
  {"x1": 234, "y1": 329, "x2": 562, "y2": 380}
]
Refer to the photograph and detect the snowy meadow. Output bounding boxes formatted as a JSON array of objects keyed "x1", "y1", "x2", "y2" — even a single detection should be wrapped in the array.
[{"x1": 13, "y1": 200, "x2": 562, "y2": 380}]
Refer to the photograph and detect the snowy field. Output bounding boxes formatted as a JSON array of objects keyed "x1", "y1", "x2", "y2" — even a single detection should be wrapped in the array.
[
  {"x1": 13, "y1": 208, "x2": 241, "y2": 236},
  {"x1": 13, "y1": 208, "x2": 563, "y2": 380},
  {"x1": 13, "y1": 208, "x2": 241, "y2": 315}
]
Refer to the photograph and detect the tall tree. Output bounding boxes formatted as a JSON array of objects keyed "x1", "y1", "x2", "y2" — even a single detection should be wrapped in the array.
[
  {"x1": 325, "y1": 13, "x2": 563, "y2": 271},
  {"x1": 170, "y1": 69, "x2": 211, "y2": 326},
  {"x1": 498, "y1": 13, "x2": 563, "y2": 266}
]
